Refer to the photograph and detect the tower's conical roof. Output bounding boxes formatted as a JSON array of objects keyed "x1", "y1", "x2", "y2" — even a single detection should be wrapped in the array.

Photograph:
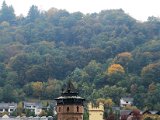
[
  {"x1": 62, "y1": 80, "x2": 78, "y2": 94},
  {"x1": 61, "y1": 80, "x2": 78, "y2": 96},
  {"x1": 55, "y1": 80, "x2": 85, "y2": 105}
]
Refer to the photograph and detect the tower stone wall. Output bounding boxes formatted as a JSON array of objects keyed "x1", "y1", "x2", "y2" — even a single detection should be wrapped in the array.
[
  {"x1": 88, "y1": 102, "x2": 104, "y2": 120},
  {"x1": 57, "y1": 105, "x2": 84, "y2": 120}
]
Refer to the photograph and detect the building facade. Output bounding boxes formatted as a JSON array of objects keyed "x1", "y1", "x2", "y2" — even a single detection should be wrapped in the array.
[
  {"x1": 88, "y1": 102, "x2": 104, "y2": 120},
  {"x1": 55, "y1": 81, "x2": 85, "y2": 120}
]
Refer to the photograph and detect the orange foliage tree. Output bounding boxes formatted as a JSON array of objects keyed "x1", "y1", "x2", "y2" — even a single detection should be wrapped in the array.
[{"x1": 107, "y1": 64, "x2": 125, "y2": 76}]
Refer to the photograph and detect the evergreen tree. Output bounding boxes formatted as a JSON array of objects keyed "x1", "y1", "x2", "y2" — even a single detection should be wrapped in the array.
[
  {"x1": 27, "y1": 5, "x2": 40, "y2": 22},
  {"x1": 0, "y1": 1, "x2": 16, "y2": 23}
]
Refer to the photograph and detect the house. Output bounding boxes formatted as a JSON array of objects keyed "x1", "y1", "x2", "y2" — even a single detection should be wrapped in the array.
[
  {"x1": 0, "y1": 102, "x2": 17, "y2": 115},
  {"x1": 120, "y1": 97, "x2": 133, "y2": 108},
  {"x1": 23, "y1": 102, "x2": 42, "y2": 115}
]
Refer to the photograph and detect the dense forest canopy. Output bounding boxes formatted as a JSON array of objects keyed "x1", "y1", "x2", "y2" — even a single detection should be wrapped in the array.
[{"x1": 0, "y1": 1, "x2": 160, "y2": 110}]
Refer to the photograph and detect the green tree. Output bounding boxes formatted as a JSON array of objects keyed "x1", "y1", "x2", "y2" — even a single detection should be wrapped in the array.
[
  {"x1": 2, "y1": 84, "x2": 17, "y2": 102},
  {"x1": 26, "y1": 65, "x2": 48, "y2": 82},
  {"x1": 0, "y1": 1, "x2": 15, "y2": 23},
  {"x1": 44, "y1": 79, "x2": 62, "y2": 99},
  {"x1": 69, "y1": 68, "x2": 89, "y2": 83},
  {"x1": 27, "y1": 5, "x2": 40, "y2": 22},
  {"x1": 0, "y1": 87, "x2": 3, "y2": 101},
  {"x1": 141, "y1": 62, "x2": 160, "y2": 85},
  {"x1": 9, "y1": 53, "x2": 30, "y2": 85},
  {"x1": 91, "y1": 85, "x2": 127, "y2": 104},
  {"x1": 25, "y1": 109, "x2": 35, "y2": 117},
  {"x1": 84, "y1": 60, "x2": 102, "y2": 81}
]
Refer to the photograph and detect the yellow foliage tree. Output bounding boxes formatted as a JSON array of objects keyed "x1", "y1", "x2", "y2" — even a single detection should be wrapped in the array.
[
  {"x1": 31, "y1": 82, "x2": 43, "y2": 98},
  {"x1": 107, "y1": 64, "x2": 125, "y2": 75},
  {"x1": 16, "y1": 102, "x2": 23, "y2": 116},
  {"x1": 96, "y1": 98, "x2": 114, "y2": 107}
]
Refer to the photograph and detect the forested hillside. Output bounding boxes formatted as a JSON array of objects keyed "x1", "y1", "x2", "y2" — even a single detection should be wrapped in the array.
[{"x1": 0, "y1": 1, "x2": 160, "y2": 110}]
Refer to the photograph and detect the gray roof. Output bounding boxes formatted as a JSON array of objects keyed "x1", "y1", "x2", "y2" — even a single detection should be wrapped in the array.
[
  {"x1": 121, "y1": 97, "x2": 134, "y2": 102},
  {"x1": 23, "y1": 102, "x2": 42, "y2": 109},
  {"x1": 0, "y1": 103, "x2": 17, "y2": 109}
]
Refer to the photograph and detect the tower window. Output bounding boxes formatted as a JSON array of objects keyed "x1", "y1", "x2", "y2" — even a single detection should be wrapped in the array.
[
  {"x1": 59, "y1": 107, "x2": 61, "y2": 112},
  {"x1": 77, "y1": 106, "x2": 79, "y2": 112},
  {"x1": 67, "y1": 107, "x2": 69, "y2": 112}
]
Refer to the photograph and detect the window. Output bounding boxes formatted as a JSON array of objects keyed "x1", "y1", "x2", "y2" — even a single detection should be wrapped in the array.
[
  {"x1": 59, "y1": 107, "x2": 61, "y2": 112},
  {"x1": 67, "y1": 107, "x2": 69, "y2": 112},
  {"x1": 10, "y1": 109, "x2": 14, "y2": 112},
  {"x1": 77, "y1": 106, "x2": 79, "y2": 112}
]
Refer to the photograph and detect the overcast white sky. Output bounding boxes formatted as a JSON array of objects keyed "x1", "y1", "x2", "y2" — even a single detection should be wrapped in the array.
[{"x1": 1, "y1": 0, "x2": 160, "y2": 21}]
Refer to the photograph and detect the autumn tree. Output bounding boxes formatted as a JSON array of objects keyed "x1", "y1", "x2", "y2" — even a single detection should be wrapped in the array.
[
  {"x1": 96, "y1": 98, "x2": 114, "y2": 108},
  {"x1": 114, "y1": 52, "x2": 132, "y2": 65},
  {"x1": 107, "y1": 64, "x2": 125, "y2": 75},
  {"x1": 148, "y1": 83, "x2": 156, "y2": 93},
  {"x1": 31, "y1": 82, "x2": 43, "y2": 98},
  {"x1": 114, "y1": 52, "x2": 132, "y2": 72},
  {"x1": 107, "y1": 64, "x2": 125, "y2": 84}
]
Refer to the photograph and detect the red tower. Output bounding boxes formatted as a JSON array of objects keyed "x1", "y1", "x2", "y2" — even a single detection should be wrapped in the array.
[{"x1": 55, "y1": 81, "x2": 85, "y2": 120}]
